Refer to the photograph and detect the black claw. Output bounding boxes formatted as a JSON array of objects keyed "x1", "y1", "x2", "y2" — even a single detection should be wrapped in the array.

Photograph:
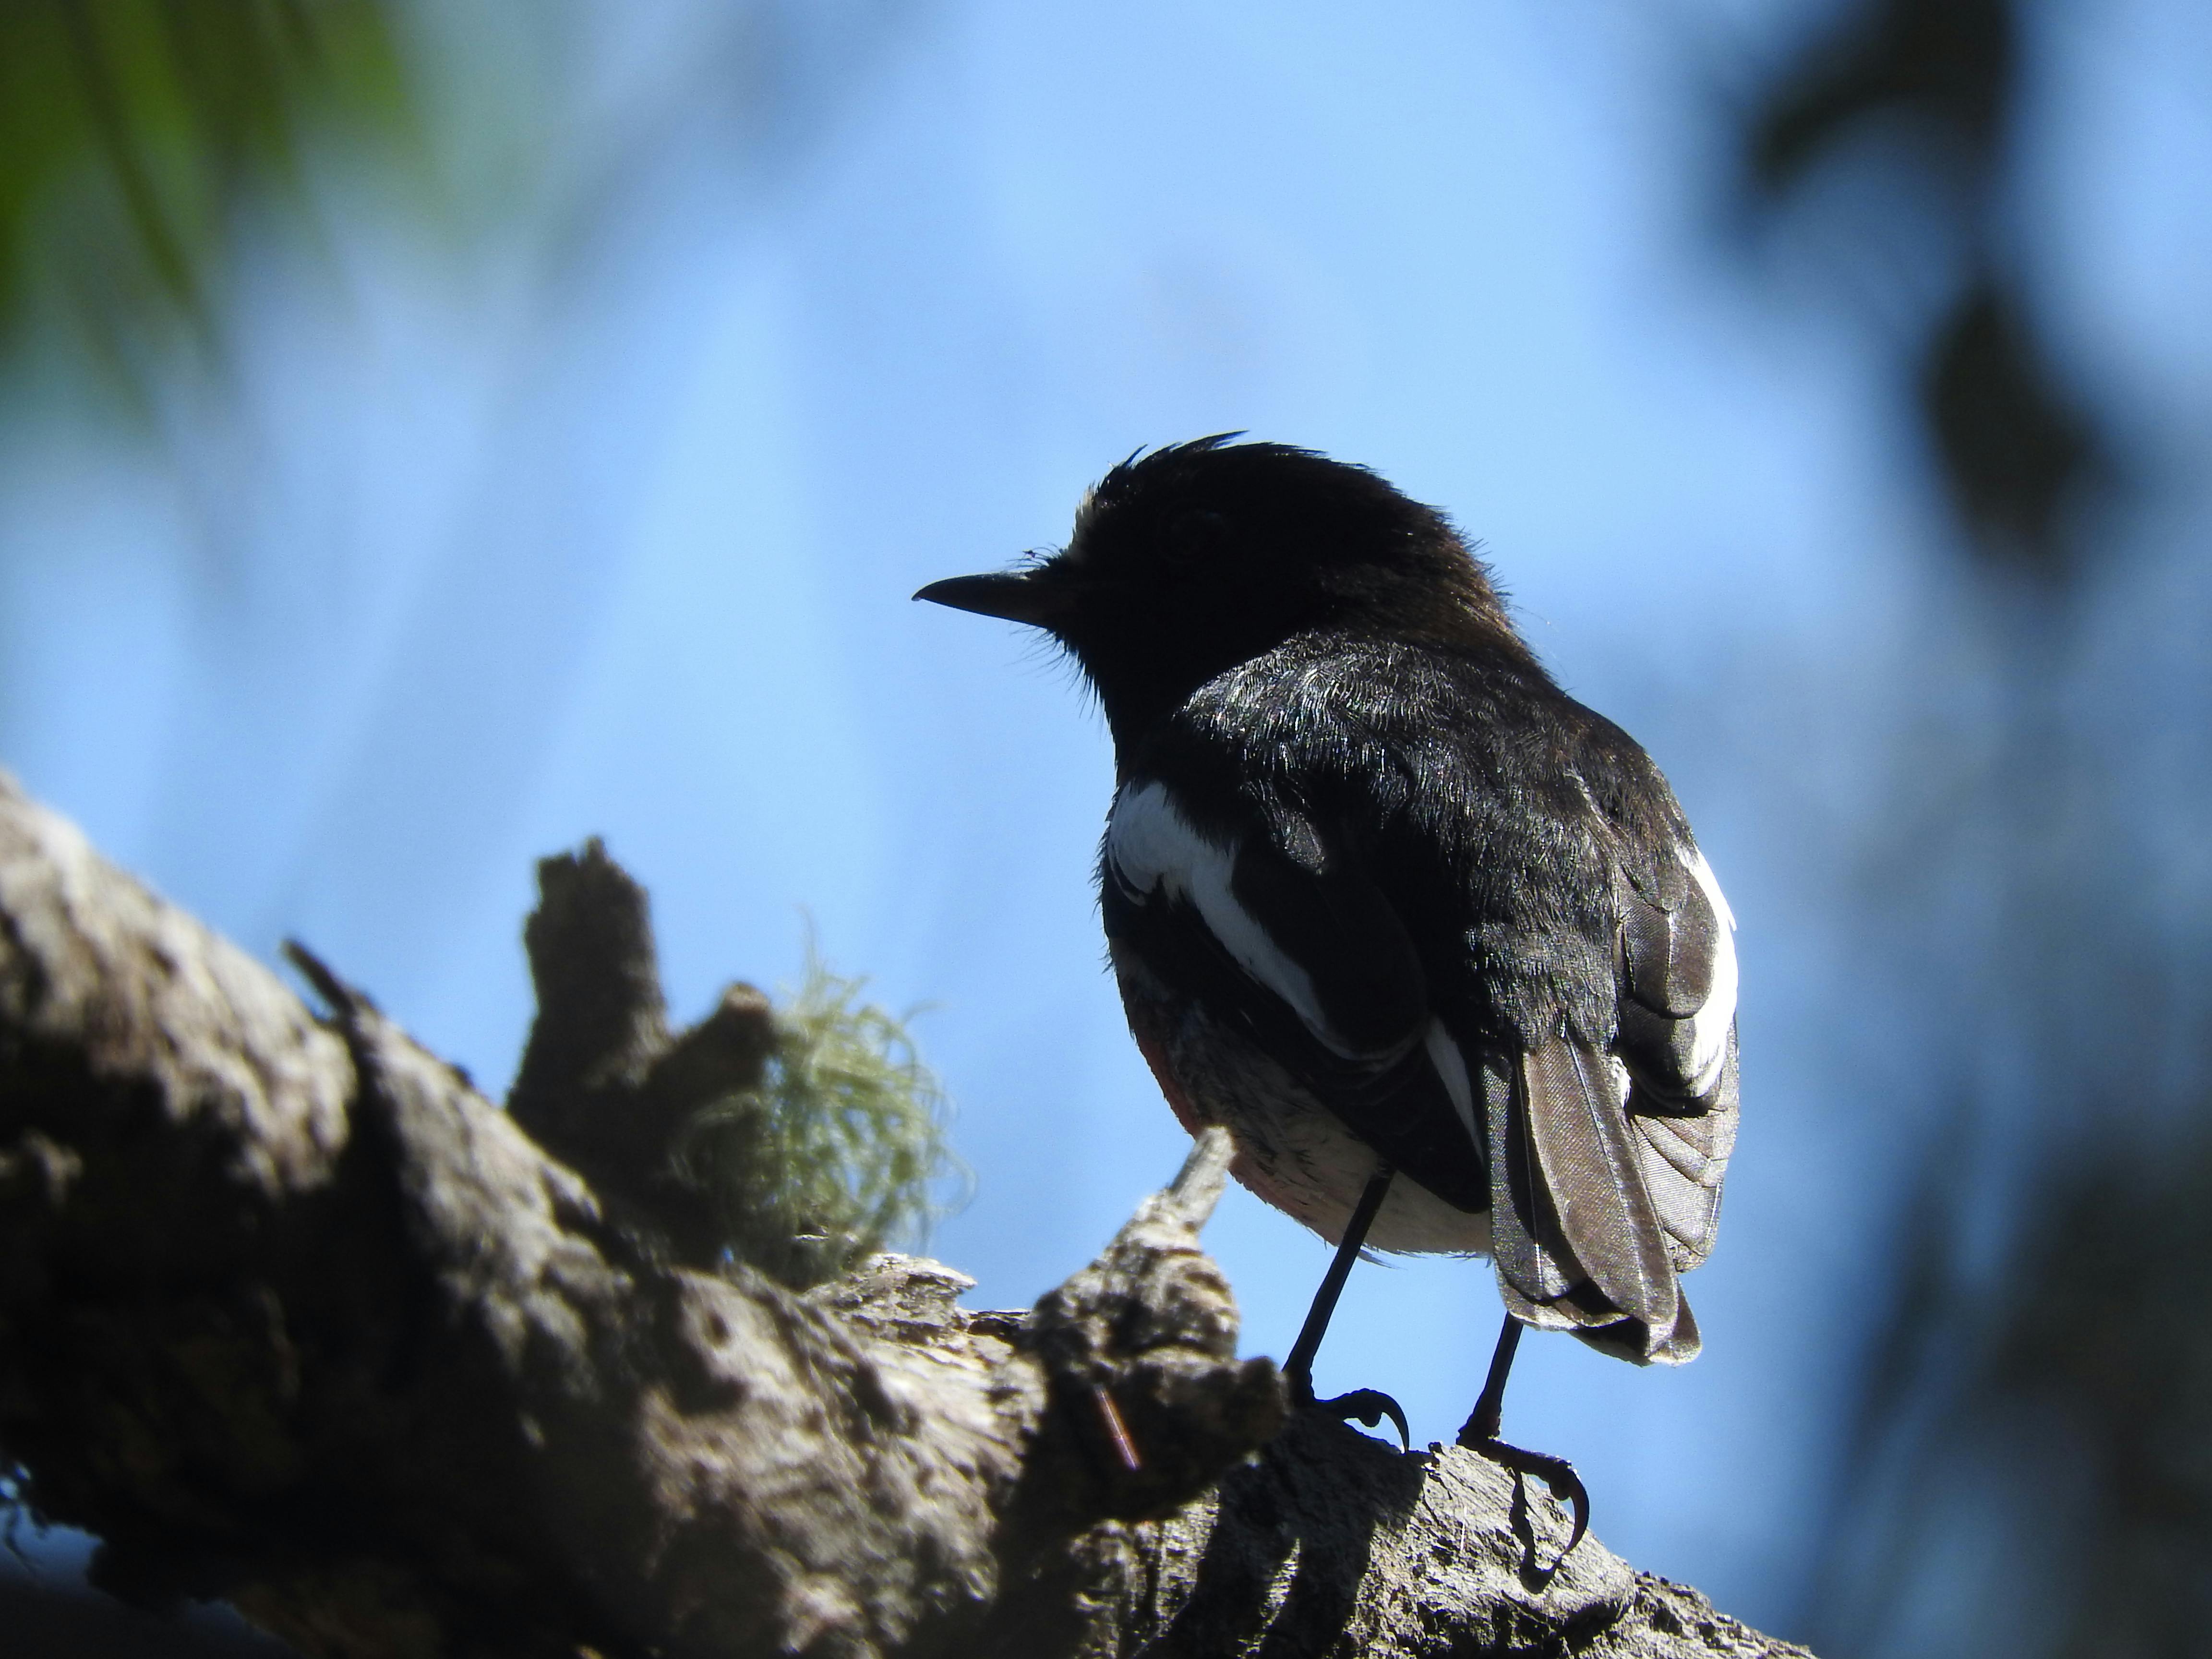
[
  {"x1": 1458, "y1": 1431, "x2": 1590, "y2": 1568},
  {"x1": 1314, "y1": 1387, "x2": 1412, "y2": 1453}
]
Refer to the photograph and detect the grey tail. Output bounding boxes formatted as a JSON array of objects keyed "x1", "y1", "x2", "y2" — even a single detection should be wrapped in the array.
[{"x1": 1483, "y1": 1037, "x2": 1697, "y2": 1365}]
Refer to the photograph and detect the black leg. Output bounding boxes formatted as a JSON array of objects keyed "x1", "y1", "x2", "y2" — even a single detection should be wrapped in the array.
[
  {"x1": 1463, "y1": 1311, "x2": 1521, "y2": 1443},
  {"x1": 1282, "y1": 1165, "x2": 1410, "y2": 1451},
  {"x1": 1456, "y1": 1312, "x2": 1590, "y2": 1562},
  {"x1": 1284, "y1": 1166, "x2": 1393, "y2": 1387}
]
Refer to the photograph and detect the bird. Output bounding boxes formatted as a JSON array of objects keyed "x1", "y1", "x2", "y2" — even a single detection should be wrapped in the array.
[{"x1": 916, "y1": 436, "x2": 1739, "y2": 1549}]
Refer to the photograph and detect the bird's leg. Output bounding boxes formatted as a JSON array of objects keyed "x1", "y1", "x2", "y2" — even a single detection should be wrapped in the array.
[
  {"x1": 1456, "y1": 1312, "x2": 1590, "y2": 1560},
  {"x1": 1462, "y1": 1309, "x2": 1521, "y2": 1443},
  {"x1": 1282, "y1": 1164, "x2": 1391, "y2": 1391},
  {"x1": 1282, "y1": 1165, "x2": 1410, "y2": 1451}
]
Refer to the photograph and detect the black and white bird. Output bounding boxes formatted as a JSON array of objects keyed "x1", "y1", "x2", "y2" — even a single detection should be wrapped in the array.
[{"x1": 918, "y1": 437, "x2": 1739, "y2": 1544}]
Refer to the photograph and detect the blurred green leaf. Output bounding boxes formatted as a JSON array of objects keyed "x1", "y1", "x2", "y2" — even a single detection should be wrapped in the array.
[{"x1": 0, "y1": 0, "x2": 418, "y2": 399}]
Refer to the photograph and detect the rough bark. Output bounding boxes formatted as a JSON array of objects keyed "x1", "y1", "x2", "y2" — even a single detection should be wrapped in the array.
[{"x1": 0, "y1": 772, "x2": 1810, "y2": 1659}]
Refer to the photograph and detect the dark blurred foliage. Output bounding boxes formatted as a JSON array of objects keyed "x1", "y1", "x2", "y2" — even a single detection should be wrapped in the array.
[
  {"x1": 1988, "y1": 1133, "x2": 2212, "y2": 1658},
  {"x1": 0, "y1": 1574, "x2": 289, "y2": 1658},
  {"x1": 0, "y1": 0, "x2": 417, "y2": 406},
  {"x1": 1743, "y1": 2, "x2": 2212, "y2": 1655},
  {"x1": 5, "y1": 1465, "x2": 280, "y2": 1657},
  {"x1": 1747, "y1": 0, "x2": 2103, "y2": 587}
]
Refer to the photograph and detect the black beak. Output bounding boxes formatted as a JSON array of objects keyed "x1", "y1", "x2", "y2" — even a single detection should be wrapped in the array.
[{"x1": 913, "y1": 568, "x2": 1067, "y2": 626}]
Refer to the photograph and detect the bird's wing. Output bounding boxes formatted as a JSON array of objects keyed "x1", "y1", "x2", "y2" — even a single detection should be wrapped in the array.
[
  {"x1": 1418, "y1": 694, "x2": 1737, "y2": 1366},
  {"x1": 1103, "y1": 777, "x2": 1489, "y2": 1212},
  {"x1": 1614, "y1": 842, "x2": 1740, "y2": 1276},
  {"x1": 1486, "y1": 833, "x2": 1739, "y2": 1365}
]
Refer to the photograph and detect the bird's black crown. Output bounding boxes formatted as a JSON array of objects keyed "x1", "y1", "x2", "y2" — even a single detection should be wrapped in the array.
[{"x1": 918, "y1": 436, "x2": 1524, "y2": 743}]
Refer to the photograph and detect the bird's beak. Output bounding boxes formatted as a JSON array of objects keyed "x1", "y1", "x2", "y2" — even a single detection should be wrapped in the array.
[{"x1": 912, "y1": 568, "x2": 1067, "y2": 627}]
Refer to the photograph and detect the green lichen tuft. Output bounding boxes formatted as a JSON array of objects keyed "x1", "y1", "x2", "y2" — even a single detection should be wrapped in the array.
[{"x1": 675, "y1": 949, "x2": 966, "y2": 1289}]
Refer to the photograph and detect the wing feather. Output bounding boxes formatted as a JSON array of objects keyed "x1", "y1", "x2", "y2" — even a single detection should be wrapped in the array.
[
  {"x1": 1615, "y1": 841, "x2": 1740, "y2": 1276},
  {"x1": 1632, "y1": 1030, "x2": 1738, "y2": 1270},
  {"x1": 1105, "y1": 777, "x2": 1489, "y2": 1212}
]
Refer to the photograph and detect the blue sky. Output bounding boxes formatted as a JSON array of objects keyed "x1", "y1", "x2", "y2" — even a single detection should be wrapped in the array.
[{"x1": 2, "y1": 0, "x2": 2207, "y2": 1642}]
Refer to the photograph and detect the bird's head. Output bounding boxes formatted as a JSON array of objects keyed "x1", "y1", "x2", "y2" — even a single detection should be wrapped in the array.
[{"x1": 916, "y1": 436, "x2": 1520, "y2": 740}]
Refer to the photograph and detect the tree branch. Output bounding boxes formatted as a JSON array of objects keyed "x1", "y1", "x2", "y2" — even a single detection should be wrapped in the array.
[{"x1": 0, "y1": 773, "x2": 1809, "y2": 1659}]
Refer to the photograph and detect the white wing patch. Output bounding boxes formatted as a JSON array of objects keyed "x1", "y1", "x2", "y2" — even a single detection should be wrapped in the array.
[
  {"x1": 1683, "y1": 846, "x2": 1738, "y2": 1095},
  {"x1": 1107, "y1": 781, "x2": 1351, "y2": 1055},
  {"x1": 1423, "y1": 1019, "x2": 1479, "y2": 1150}
]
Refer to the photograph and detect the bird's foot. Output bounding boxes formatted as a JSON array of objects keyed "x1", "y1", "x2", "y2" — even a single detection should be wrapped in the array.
[
  {"x1": 1286, "y1": 1370, "x2": 1410, "y2": 1452},
  {"x1": 1456, "y1": 1430, "x2": 1590, "y2": 1567}
]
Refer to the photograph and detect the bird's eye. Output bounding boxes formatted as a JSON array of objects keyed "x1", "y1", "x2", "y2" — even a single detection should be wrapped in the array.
[{"x1": 1167, "y1": 509, "x2": 1230, "y2": 558}]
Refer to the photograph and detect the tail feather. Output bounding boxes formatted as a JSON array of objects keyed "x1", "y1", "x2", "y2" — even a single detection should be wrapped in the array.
[
  {"x1": 1521, "y1": 1039, "x2": 1679, "y2": 1340},
  {"x1": 1480, "y1": 1053, "x2": 1584, "y2": 1310},
  {"x1": 1482, "y1": 1037, "x2": 1691, "y2": 1362},
  {"x1": 1572, "y1": 1291, "x2": 1703, "y2": 1366}
]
